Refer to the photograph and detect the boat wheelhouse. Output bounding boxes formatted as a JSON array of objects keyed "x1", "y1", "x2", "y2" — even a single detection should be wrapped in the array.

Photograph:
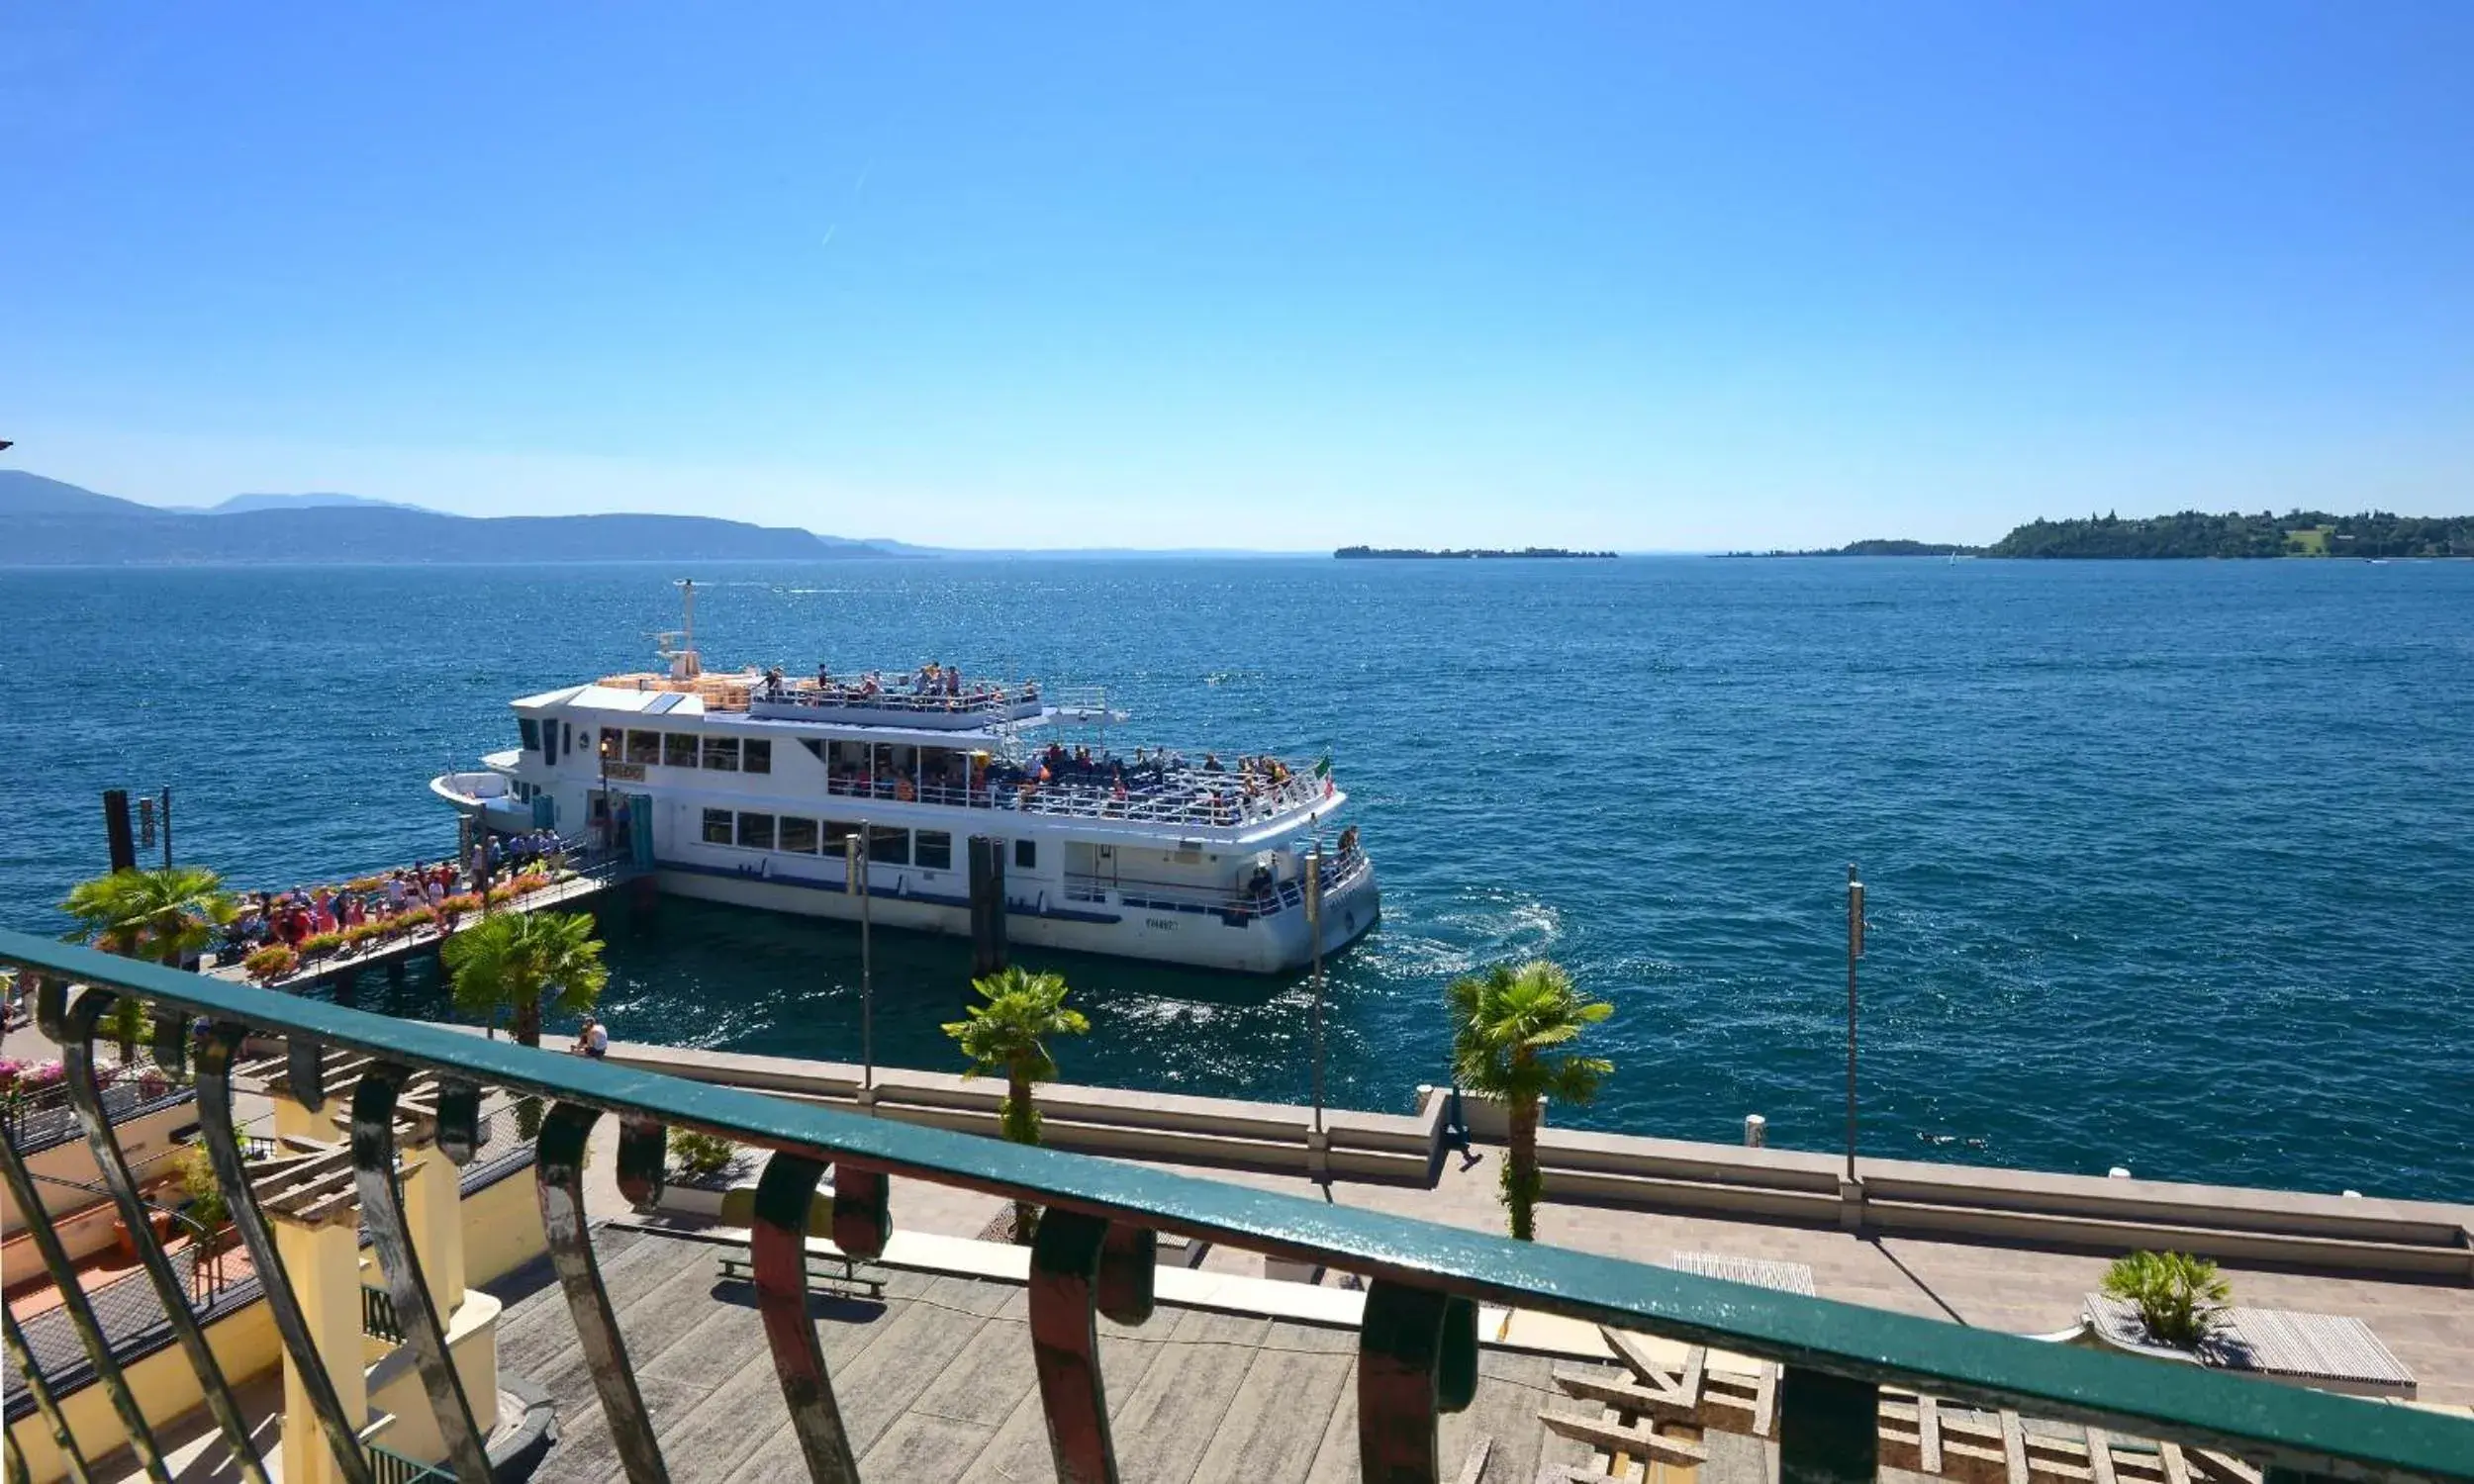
[{"x1": 431, "y1": 601, "x2": 1377, "y2": 973}]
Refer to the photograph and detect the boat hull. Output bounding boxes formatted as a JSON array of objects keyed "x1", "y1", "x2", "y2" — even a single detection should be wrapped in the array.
[{"x1": 649, "y1": 857, "x2": 1379, "y2": 974}]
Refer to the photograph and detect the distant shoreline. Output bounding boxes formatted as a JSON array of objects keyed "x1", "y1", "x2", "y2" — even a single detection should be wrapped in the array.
[
  {"x1": 1334, "y1": 545, "x2": 1618, "y2": 560},
  {"x1": 1730, "y1": 510, "x2": 2472, "y2": 561}
]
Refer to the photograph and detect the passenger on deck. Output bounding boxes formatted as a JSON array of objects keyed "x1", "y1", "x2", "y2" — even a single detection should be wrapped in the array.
[{"x1": 1203, "y1": 752, "x2": 1223, "y2": 774}]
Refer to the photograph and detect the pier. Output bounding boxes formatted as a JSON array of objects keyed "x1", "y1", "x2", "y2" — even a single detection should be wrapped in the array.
[{"x1": 206, "y1": 856, "x2": 644, "y2": 996}]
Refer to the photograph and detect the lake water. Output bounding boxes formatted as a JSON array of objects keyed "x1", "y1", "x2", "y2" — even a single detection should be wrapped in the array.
[{"x1": 5, "y1": 557, "x2": 2469, "y2": 1200}]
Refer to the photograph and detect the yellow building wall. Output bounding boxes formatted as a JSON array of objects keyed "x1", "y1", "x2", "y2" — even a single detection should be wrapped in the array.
[
  {"x1": 3, "y1": 1168, "x2": 548, "y2": 1484},
  {"x1": 459, "y1": 1171, "x2": 547, "y2": 1288},
  {"x1": 5, "y1": 1297, "x2": 280, "y2": 1484}
]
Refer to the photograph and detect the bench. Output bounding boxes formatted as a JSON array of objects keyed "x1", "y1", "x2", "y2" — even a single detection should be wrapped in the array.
[{"x1": 714, "y1": 1249, "x2": 890, "y2": 1300}]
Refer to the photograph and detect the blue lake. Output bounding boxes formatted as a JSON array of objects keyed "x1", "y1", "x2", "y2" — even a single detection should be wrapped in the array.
[{"x1": 4, "y1": 557, "x2": 2468, "y2": 1199}]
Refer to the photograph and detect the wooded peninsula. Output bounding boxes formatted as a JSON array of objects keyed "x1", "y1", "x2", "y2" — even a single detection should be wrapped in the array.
[{"x1": 1743, "y1": 510, "x2": 2473, "y2": 560}]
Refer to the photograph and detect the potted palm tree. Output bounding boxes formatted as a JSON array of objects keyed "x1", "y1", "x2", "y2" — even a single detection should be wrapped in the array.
[
  {"x1": 441, "y1": 909, "x2": 609, "y2": 1048},
  {"x1": 2102, "y1": 1251, "x2": 2231, "y2": 1349},
  {"x1": 941, "y1": 965, "x2": 1090, "y2": 1244},
  {"x1": 1445, "y1": 960, "x2": 1613, "y2": 1242},
  {"x1": 62, "y1": 865, "x2": 237, "y2": 972}
]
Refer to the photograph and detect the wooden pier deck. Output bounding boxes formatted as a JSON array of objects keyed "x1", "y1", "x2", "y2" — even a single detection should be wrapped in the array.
[{"x1": 207, "y1": 864, "x2": 642, "y2": 993}]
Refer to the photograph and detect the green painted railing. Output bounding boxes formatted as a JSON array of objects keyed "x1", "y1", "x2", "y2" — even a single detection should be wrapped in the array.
[{"x1": 2, "y1": 925, "x2": 2469, "y2": 1484}]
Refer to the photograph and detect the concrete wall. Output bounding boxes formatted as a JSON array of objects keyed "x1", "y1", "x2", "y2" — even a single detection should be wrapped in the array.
[
  {"x1": 594, "y1": 1040, "x2": 1447, "y2": 1185},
  {"x1": 460, "y1": 1166, "x2": 548, "y2": 1288},
  {"x1": 587, "y1": 1036, "x2": 2474, "y2": 1282}
]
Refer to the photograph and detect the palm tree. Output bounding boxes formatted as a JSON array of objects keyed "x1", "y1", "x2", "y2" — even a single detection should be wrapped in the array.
[
  {"x1": 1446, "y1": 960, "x2": 1613, "y2": 1242},
  {"x1": 62, "y1": 865, "x2": 237, "y2": 967},
  {"x1": 441, "y1": 910, "x2": 608, "y2": 1048},
  {"x1": 62, "y1": 866, "x2": 237, "y2": 1061},
  {"x1": 941, "y1": 965, "x2": 1089, "y2": 1242}
]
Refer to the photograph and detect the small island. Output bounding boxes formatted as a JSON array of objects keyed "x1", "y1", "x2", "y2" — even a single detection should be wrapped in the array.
[{"x1": 1335, "y1": 545, "x2": 1618, "y2": 560}]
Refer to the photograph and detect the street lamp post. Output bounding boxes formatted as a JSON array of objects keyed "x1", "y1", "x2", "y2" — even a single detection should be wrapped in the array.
[
  {"x1": 1844, "y1": 862, "x2": 1864, "y2": 1183},
  {"x1": 1305, "y1": 846, "x2": 1325, "y2": 1144},
  {"x1": 847, "y1": 830, "x2": 874, "y2": 1110}
]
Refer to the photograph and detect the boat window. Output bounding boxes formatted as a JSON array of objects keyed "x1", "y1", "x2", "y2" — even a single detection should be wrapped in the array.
[
  {"x1": 1013, "y1": 839, "x2": 1036, "y2": 871},
  {"x1": 821, "y1": 820, "x2": 861, "y2": 853},
  {"x1": 562, "y1": 722, "x2": 572, "y2": 759},
  {"x1": 914, "y1": 830, "x2": 952, "y2": 872},
  {"x1": 743, "y1": 739, "x2": 772, "y2": 775},
  {"x1": 625, "y1": 730, "x2": 660, "y2": 766},
  {"x1": 600, "y1": 727, "x2": 622, "y2": 760},
  {"x1": 703, "y1": 736, "x2": 740, "y2": 772},
  {"x1": 779, "y1": 816, "x2": 819, "y2": 854},
  {"x1": 664, "y1": 733, "x2": 699, "y2": 768},
  {"x1": 800, "y1": 739, "x2": 826, "y2": 763},
  {"x1": 520, "y1": 718, "x2": 541, "y2": 753},
  {"x1": 701, "y1": 808, "x2": 733, "y2": 845},
  {"x1": 737, "y1": 812, "x2": 776, "y2": 850},
  {"x1": 868, "y1": 825, "x2": 909, "y2": 866}
]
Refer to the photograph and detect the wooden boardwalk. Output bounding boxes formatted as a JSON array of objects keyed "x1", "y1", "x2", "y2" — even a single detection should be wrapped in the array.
[{"x1": 489, "y1": 1225, "x2": 1669, "y2": 1484}]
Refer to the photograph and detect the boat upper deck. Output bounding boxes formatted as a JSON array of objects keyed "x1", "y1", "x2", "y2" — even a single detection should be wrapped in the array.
[{"x1": 589, "y1": 666, "x2": 1044, "y2": 732}]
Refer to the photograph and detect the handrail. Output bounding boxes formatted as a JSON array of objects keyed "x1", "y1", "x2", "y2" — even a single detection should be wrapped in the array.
[{"x1": 1, "y1": 926, "x2": 2466, "y2": 1482}]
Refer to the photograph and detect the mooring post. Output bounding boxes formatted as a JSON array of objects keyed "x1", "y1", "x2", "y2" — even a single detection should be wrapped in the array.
[
  {"x1": 968, "y1": 835, "x2": 1007, "y2": 977},
  {"x1": 102, "y1": 789, "x2": 137, "y2": 873}
]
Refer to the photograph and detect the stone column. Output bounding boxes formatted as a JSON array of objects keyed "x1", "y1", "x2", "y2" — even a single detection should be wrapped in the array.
[
  {"x1": 271, "y1": 1089, "x2": 327, "y2": 1143},
  {"x1": 273, "y1": 1215, "x2": 369, "y2": 1484},
  {"x1": 400, "y1": 1144, "x2": 465, "y2": 1318}
]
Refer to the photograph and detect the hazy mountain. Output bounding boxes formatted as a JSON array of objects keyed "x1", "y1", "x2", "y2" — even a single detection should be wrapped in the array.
[
  {"x1": 0, "y1": 469, "x2": 160, "y2": 516},
  {"x1": 0, "y1": 471, "x2": 892, "y2": 565},
  {"x1": 184, "y1": 492, "x2": 440, "y2": 515}
]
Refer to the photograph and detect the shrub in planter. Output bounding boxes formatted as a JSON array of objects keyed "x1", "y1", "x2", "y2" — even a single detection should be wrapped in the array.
[
  {"x1": 2102, "y1": 1251, "x2": 2230, "y2": 1348},
  {"x1": 342, "y1": 921, "x2": 387, "y2": 950},
  {"x1": 668, "y1": 1128, "x2": 738, "y2": 1182},
  {"x1": 242, "y1": 945, "x2": 299, "y2": 984},
  {"x1": 299, "y1": 931, "x2": 344, "y2": 959},
  {"x1": 396, "y1": 905, "x2": 436, "y2": 932},
  {"x1": 440, "y1": 892, "x2": 483, "y2": 916}
]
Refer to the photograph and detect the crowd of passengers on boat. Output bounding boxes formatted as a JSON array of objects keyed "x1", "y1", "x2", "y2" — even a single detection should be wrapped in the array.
[
  {"x1": 823, "y1": 741, "x2": 1330, "y2": 827},
  {"x1": 755, "y1": 661, "x2": 1036, "y2": 712}
]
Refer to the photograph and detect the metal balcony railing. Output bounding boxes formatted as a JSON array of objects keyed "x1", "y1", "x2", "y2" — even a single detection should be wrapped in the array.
[
  {"x1": 1, "y1": 924, "x2": 2467, "y2": 1484},
  {"x1": 361, "y1": 1283, "x2": 405, "y2": 1344}
]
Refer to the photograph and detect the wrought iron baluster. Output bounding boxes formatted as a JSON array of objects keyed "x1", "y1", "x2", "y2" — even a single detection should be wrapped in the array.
[
  {"x1": 829, "y1": 1162, "x2": 889, "y2": 1260},
  {"x1": 351, "y1": 1064, "x2": 493, "y2": 1484},
  {"x1": 3, "y1": 1303, "x2": 93, "y2": 1484},
  {"x1": 1357, "y1": 1280, "x2": 1477, "y2": 1484},
  {"x1": 751, "y1": 1151, "x2": 859, "y2": 1483},
  {"x1": 1026, "y1": 1208, "x2": 1151, "y2": 1484},
  {"x1": 615, "y1": 1116, "x2": 665, "y2": 1208},
  {"x1": 0, "y1": 1101, "x2": 167, "y2": 1483},
  {"x1": 536, "y1": 1103, "x2": 670, "y2": 1484},
  {"x1": 60, "y1": 987, "x2": 270, "y2": 1484},
  {"x1": 195, "y1": 1021, "x2": 376, "y2": 1484},
  {"x1": 1777, "y1": 1365, "x2": 1878, "y2": 1484},
  {"x1": 433, "y1": 1077, "x2": 481, "y2": 1165},
  {"x1": 289, "y1": 1035, "x2": 328, "y2": 1114},
  {"x1": 1094, "y1": 1222, "x2": 1157, "y2": 1327}
]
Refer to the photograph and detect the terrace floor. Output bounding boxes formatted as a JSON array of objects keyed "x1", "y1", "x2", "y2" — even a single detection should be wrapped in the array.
[{"x1": 495, "y1": 1224, "x2": 1628, "y2": 1484}]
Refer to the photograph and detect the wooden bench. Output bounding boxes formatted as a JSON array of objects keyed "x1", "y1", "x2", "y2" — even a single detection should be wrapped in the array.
[{"x1": 714, "y1": 1250, "x2": 890, "y2": 1300}]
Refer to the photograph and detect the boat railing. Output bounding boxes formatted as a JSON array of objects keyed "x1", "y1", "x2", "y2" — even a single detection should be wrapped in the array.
[
  {"x1": 2, "y1": 927, "x2": 2461, "y2": 1484},
  {"x1": 822, "y1": 765, "x2": 1331, "y2": 828},
  {"x1": 1065, "y1": 846, "x2": 1370, "y2": 921}
]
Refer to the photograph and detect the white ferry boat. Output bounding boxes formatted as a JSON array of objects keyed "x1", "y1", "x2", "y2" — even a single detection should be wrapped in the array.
[{"x1": 430, "y1": 595, "x2": 1378, "y2": 974}]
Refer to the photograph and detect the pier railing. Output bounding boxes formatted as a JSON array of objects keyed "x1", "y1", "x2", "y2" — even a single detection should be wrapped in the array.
[{"x1": 2, "y1": 926, "x2": 2466, "y2": 1484}]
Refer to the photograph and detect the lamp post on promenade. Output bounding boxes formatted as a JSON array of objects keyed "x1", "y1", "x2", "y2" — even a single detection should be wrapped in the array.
[{"x1": 1844, "y1": 862, "x2": 1864, "y2": 1183}]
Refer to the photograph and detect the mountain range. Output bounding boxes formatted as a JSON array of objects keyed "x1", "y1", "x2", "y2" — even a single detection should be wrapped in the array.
[{"x1": 0, "y1": 471, "x2": 892, "y2": 565}]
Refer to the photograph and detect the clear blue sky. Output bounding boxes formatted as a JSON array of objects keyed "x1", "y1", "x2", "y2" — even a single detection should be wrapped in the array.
[{"x1": 4, "y1": 3, "x2": 2470, "y2": 549}]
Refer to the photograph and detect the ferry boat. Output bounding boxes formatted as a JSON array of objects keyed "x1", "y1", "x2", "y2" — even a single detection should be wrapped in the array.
[{"x1": 430, "y1": 589, "x2": 1378, "y2": 973}]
